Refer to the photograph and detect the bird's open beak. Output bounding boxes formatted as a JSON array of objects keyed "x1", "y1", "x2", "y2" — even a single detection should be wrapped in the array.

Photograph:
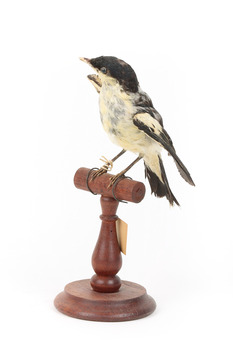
[{"x1": 79, "y1": 57, "x2": 102, "y2": 92}]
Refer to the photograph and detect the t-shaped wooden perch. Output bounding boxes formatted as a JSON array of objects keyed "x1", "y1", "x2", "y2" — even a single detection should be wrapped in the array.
[{"x1": 54, "y1": 167, "x2": 156, "y2": 322}]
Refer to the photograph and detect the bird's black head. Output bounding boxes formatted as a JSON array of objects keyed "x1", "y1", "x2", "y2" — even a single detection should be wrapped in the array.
[{"x1": 88, "y1": 56, "x2": 139, "y2": 93}]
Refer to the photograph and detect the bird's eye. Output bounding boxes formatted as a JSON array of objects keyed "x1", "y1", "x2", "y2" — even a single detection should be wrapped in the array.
[{"x1": 100, "y1": 67, "x2": 107, "y2": 74}]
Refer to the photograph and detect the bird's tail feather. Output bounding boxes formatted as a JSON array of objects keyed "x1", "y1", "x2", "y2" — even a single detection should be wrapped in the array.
[
  {"x1": 169, "y1": 151, "x2": 195, "y2": 186},
  {"x1": 144, "y1": 156, "x2": 180, "y2": 206}
]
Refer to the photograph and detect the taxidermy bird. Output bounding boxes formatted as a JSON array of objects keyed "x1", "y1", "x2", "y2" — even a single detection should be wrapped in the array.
[{"x1": 80, "y1": 56, "x2": 194, "y2": 206}]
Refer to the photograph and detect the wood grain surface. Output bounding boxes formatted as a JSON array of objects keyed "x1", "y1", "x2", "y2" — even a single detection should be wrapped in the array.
[
  {"x1": 54, "y1": 279, "x2": 156, "y2": 322},
  {"x1": 74, "y1": 167, "x2": 145, "y2": 203}
]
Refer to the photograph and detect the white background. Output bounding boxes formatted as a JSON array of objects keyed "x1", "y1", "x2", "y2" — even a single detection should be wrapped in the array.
[{"x1": 1, "y1": 0, "x2": 233, "y2": 349}]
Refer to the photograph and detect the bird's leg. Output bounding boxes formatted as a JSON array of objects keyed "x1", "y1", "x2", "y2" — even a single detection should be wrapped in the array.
[
  {"x1": 91, "y1": 149, "x2": 126, "y2": 180},
  {"x1": 108, "y1": 156, "x2": 142, "y2": 188}
]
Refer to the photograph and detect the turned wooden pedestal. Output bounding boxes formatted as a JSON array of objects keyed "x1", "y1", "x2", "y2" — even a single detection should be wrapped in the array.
[{"x1": 54, "y1": 167, "x2": 156, "y2": 322}]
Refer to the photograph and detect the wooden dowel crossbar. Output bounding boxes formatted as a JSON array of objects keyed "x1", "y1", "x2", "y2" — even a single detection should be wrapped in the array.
[{"x1": 74, "y1": 167, "x2": 146, "y2": 203}]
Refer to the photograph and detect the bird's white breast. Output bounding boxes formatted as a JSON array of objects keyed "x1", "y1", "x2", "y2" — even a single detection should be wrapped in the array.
[
  {"x1": 99, "y1": 82, "x2": 150, "y2": 154},
  {"x1": 97, "y1": 79, "x2": 163, "y2": 183}
]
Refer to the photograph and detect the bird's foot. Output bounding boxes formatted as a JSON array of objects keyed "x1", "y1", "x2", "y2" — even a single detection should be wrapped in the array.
[
  {"x1": 108, "y1": 172, "x2": 126, "y2": 188},
  {"x1": 91, "y1": 156, "x2": 113, "y2": 180},
  {"x1": 91, "y1": 167, "x2": 107, "y2": 180}
]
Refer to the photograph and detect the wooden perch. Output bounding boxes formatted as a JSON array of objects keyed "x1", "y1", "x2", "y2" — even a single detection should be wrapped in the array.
[{"x1": 74, "y1": 167, "x2": 146, "y2": 203}]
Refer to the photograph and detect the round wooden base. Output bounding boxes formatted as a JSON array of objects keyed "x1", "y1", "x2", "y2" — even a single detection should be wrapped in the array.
[{"x1": 54, "y1": 279, "x2": 156, "y2": 322}]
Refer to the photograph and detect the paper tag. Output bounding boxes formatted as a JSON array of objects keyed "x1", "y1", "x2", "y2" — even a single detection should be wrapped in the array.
[{"x1": 116, "y1": 218, "x2": 128, "y2": 255}]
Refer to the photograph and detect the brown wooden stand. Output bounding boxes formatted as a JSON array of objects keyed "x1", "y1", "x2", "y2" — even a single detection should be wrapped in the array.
[{"x1": 54, "y1": 167, "x2": 156, "y2": 321}]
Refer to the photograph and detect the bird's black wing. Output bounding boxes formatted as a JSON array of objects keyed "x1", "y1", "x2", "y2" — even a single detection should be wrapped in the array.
[
  {"x1": 133, "y1": 113, "x2": 195, "y2": 186},
  {"x1": 134, "y1": 91, "x2": 164, "y2": 127}
]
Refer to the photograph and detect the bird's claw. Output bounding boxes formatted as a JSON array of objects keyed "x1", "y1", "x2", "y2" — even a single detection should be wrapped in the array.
[
  {"x1": 108, "y1": 173, "x2": 125, "y2": 188},
  {"x1": 91, "y1": 167, "x2": 107, "y2": 180}
]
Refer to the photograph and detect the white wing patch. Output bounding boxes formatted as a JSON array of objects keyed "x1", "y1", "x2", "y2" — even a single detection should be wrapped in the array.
[{"x1": 133, "y1": 113, "x2": 163, "y2": 135}]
